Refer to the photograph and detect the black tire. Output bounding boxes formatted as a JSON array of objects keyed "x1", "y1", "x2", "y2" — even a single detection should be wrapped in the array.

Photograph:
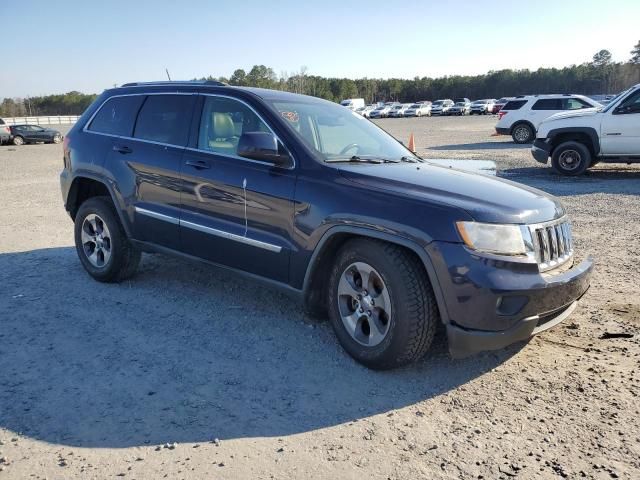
[
  {"x1": 511, "y1": 123, "x2": 534, "y2": 144},
  {"x1": 52, "y1": 134, "x2": 62, "y2": 144},
  {"x1": 327, "y1": 238, "x2": 438, "y2": 370},
  {"x1": 12, "y1": 135, "x2": 25, "y2": 146},
  {"x1": 550, "y1": 141, "x2": 591, "y2": 176},
  {"x1": 74, "y1": 196, "x2": 141, "y2": 282}
]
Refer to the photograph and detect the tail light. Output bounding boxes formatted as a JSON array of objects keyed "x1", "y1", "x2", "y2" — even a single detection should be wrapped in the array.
[
  {"x1": 498, "y1": 111, "x2": 508, "y2": 120},
  {"x1": 63, "y1": 135, "x2": 71, "y2": 169}
]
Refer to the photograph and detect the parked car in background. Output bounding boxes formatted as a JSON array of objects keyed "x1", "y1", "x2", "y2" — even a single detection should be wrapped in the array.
[
  {"x1": 60, "y1": 80, "x2": 592, "y2": 368},
  {"x1": 495, "y1": 94, "x2": 601, "y2": 144},
  {"x1": 532, "y1": 84, "x2": 640, "y2": 175},
  {"x1": 430, "y1": 99, "x2": 454, "y2": 116},
  {"x1": 389, "y1": 103, "x2": 412, "y2": 117},
  {"x1": 369, "y1": 105, "x2": 392, "y2": 118},
  {"x1": 0, "y1": 118, "x2": 11, "y2": 144},
  {"x1": 404, "y1": 103, "x2": 432, "y2": 117},
  {"x1": 356, "y1": 105, "x2": 377, "y2": 118},
  {"x1": 340, "y1": 98, "x2": 365, "y2": 110},
  {"x1": 9, "y1": 124, "x2": 63, "y2": 145},
  {"x1": 448, "y1": 101, "x2": 472, "y2": 116},
  {"x1": 453, "y1": 97, "x2": 471, "y2": 105},
  {"x1": 470, "y1": 99, "x2": 496, "y2": 115},
  {"x1": 489, "y1": 97, "x2": 511, "y2": 114}
]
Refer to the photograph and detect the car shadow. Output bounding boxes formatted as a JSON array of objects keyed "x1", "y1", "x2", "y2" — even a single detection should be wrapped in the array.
[
  {"x1": 0, "y1": 247, "x2": 523, "y2": 448},
  {"x1": 428, "y1": 141, "x2": 529, "y2": 151},
  {"x1": 499, "y1": 166, "x2": 640, "y2": 196}
]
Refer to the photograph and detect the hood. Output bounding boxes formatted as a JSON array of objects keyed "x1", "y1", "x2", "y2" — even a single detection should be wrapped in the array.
[
  {"x1": 544, "y1": 108, "x2": 600, "y2": 122},
  {"x1": 337, "y1": 162, "x2": 565, "y2": 224}
]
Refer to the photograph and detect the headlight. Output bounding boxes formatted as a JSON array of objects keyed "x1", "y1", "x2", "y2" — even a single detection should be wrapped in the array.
[{"x1": 456, "y1": 221, "x2": 532, "y2": 256}]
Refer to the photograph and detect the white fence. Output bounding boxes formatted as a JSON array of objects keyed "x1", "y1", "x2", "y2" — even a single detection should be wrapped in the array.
[{"x1": 3, "y1": 115, "x2": 80, "y2": 126}]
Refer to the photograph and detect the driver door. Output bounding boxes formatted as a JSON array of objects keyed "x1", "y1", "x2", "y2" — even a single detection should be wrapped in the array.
[
  {"x1": 600, "y1": 89, "x2": 640, "y2": 155},
  {"x1": 180, "y1": 95, "x2": 297, "y2": 283}
]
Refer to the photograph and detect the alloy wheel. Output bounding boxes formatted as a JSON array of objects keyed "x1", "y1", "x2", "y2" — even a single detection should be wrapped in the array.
[
  {"x1": 337, "y1": 262, "x2": 392, "y2": 347},
  {"x1": 514, "y1": 126, "x2": 531, "y2": 142},
  {"x1": 81, "y1": 213, "x2": 112, "y2": 268}
]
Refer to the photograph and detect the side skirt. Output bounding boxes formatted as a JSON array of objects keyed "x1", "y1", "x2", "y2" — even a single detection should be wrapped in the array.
[{"x1": 131, "y1": 239, "x2": 302, "y2": 300}]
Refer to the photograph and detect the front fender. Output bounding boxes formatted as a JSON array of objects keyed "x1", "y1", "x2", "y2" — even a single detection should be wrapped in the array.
[{"x1": 301, "y1": 225, "x2": 452, "y2": 325}]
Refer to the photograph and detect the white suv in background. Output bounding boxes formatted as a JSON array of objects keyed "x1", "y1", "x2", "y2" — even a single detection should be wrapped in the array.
[
  {"x1": 495, "y1": 94, "x2": 601, "y2": 144},
  {"x1": 532, "y1": 84, "x2": 640, "y2": 175}
]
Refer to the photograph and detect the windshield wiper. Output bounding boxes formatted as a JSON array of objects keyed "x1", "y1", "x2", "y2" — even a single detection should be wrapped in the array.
[
  {"x1": 325, "y1": 155, "x2": 398, "y2": 164},
  {"x1": 399, "y1": 156, "x2": 422, "y2": 163}
]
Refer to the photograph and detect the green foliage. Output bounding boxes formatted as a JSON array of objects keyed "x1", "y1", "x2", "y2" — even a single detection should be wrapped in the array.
[
  {"x1": 0, "y1": 92, "x2": 97, "y2": 117},
  {"x1": 631, "y1": 40, "x2": 640, "y2": 65}
]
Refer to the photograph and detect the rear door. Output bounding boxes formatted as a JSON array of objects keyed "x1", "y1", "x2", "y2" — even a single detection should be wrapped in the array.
[
  {"x1": 120, "y1": 93, "x2": 196, "y2": 250},
  {"x1": 180, "y1": 94, "x2": 296, "y2": 282},
  {"x1": 600, "y1": 89, "x2": 640, "y2": 155},
  {"x1": 529, "y1": 98, "x2": 563, "y2": 128}
]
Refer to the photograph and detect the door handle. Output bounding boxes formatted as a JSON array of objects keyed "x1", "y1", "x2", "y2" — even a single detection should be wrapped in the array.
[
  {"x1": 185, "y1": 159, "x2": 211, "y2": 170},
  {"x1": 113, "y1": 145, "x2": 132, "y2": 154}
]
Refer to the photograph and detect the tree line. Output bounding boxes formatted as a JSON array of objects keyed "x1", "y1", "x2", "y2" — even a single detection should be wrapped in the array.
[{"x1": 2, "y1": 42, "x2": 639, "y2": 117}]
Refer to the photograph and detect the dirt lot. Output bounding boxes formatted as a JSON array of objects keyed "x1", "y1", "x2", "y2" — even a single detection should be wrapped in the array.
[{"x1": 1, "y1": 116, "x2": 639, "y2": 479}]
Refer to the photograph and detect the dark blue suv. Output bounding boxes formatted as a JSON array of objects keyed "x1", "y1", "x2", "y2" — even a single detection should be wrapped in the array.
[{"x1": 60, "y1": 81, "x2": 593, "y2": 369}]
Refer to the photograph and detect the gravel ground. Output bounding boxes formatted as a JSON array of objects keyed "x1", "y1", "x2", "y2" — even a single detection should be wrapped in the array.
[{"x1": 0, "y1": 117, "x2": 638, "y2": 479}]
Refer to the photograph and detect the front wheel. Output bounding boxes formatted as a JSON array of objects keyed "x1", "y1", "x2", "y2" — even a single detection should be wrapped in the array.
[
  {"x1": 511, "y1": 123, "x2": 534, "y2": 144},
  {"x1": 327, "y1": 239, "x2": 438, "y2": 370},
  {"x1": 74, "y1": 196, "x2": 141, "y2": 282},
  {"x1": 551, "y1": 141, "x2": 591, "y2": 176},
  {"x1": 52, "y1": 134, "x2": 62, "y2": 144}
]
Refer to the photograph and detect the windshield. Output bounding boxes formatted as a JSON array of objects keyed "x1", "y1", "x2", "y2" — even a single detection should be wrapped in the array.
[
  {"x1": 472, "y1": 100, "x2": 485, "y2": 105},
  {"x1": 601, "y1": 87, "x2": 634, "y2": 113},
  {"x1": 268, "y1": 99, "x2": 417, "y2": 162},
  {"x1": 410, "y1": 104, "x2": 420, "y2": 108},
  {"x1": 432, "y1": 100, "x2": 444, "y2": 106}
]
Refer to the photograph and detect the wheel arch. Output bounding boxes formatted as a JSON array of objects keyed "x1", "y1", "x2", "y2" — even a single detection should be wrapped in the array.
[
  {"x1": 547, "y1": 127, "x2": 600, "y2": 157},
  {"x1": 301, "y1": 226, "x2": 450, "y2": 324},
  {"x1": 510, "y1": 120, "x2": 535, "y2": 135},
  {"x1": 66, "y1": 174, "x2": 132, "y2": 237}
]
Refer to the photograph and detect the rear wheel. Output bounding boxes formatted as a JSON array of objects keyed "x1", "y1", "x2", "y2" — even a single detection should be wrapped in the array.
[
  {"x1": 12, "y1": 136, "x2": 25, "y2": 146},
  {"x1": 511, "y1": 123, "x2": 534, "y2": 144},
  {"x1": 52, "y1": 134, "x2": 62, "y2": 144},
  {"x1": 327, "y1": 239, "x2": 438, "y2": 370},
  {"x1": 551, "y1": 141, "x2": 591, "y2": 176},
  {"x1": 74, "y1": 196, "x2": 141, "y2": 282}
]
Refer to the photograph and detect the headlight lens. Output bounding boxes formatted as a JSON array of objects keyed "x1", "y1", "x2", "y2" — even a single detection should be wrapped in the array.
[{"x1": 456, "y1": 221, "x2": 531, "y2": 256}]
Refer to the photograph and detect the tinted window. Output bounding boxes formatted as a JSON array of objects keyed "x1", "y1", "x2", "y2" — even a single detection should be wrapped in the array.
[
  {"x1": 563, "y1": 98, "x2": 593, "y2": 110},
  {"x1": 88, "y1": 96, "x2": 144, "y2": 136},
  {"x1": 197, "y1": 96, "x2": 273, "y2": 157},
  {"x1": 502, "y1": 100, "x2": 528, "y2": 110},
  {"x1": 134, "y1": 95, "x2": 194, "y2": 146},
  {"x1": 531, "y1": 99, "x2": 562, "y2": 110}
]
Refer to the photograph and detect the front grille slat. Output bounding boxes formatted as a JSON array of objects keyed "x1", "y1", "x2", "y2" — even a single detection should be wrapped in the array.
[{"x1": 529, "y1": 218, "x2": 573, "y2": 272}]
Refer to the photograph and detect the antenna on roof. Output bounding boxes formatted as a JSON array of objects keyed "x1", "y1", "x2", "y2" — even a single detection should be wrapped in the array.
[{"x1": 165, "y1": 68, "x2": 172, "y2": 81}]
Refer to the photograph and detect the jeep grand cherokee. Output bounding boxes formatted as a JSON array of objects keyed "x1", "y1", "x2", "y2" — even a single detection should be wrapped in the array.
[{"x1": 60, "y1": 81, "x2": 593, "y2": 369}]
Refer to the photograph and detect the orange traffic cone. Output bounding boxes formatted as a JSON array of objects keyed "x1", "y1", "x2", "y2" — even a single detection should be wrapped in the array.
[{"x1": 408, "y1": 132, "x2": 416, "y2": 153}]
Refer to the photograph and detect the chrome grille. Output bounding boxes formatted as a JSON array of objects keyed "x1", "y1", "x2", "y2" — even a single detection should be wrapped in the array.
[{"x1": 529, "y1": 218, "x2": 573, "y2": 272}]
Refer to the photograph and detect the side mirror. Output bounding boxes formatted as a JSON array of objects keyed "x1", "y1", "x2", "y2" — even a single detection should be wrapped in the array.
[{"x1": 237, "y1": 132, "x2": 291, "y2": 167}]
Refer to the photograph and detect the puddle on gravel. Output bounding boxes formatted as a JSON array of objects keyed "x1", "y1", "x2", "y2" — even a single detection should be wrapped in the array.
[{"x1": 427, "y1": 159, "x2": 497, "y2": 176}]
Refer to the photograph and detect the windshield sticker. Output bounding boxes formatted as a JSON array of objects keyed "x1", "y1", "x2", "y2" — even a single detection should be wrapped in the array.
[{"x1": 280, "y1": 111, "x2": 299, "y2": 123}]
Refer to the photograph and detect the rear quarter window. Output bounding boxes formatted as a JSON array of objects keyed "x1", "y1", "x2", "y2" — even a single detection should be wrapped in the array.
[
  {"x1": 502, "y1": 100, "x2": 528, "y2": 110},
  {"x1": 87, "y1": 96, "x2": 145, "y2": 136}
]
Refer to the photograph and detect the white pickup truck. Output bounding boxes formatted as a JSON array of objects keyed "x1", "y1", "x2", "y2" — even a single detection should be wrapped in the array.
[{"x1": 532, "y1": 84, "x2": 640, "y2": 175}]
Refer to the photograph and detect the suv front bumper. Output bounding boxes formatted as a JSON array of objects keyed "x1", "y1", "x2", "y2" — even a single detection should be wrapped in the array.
[
  {"x1": 532, "y1": 139, "x2": 551, "y2": 163},
  {"x1": 425, "y1": 242, "x2": 593, "y2": 358}
]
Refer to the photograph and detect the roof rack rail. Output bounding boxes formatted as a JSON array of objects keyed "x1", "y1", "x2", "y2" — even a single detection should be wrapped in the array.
[{"x1": 120, "y1": 80, "x2": 227, "y2": 87}]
